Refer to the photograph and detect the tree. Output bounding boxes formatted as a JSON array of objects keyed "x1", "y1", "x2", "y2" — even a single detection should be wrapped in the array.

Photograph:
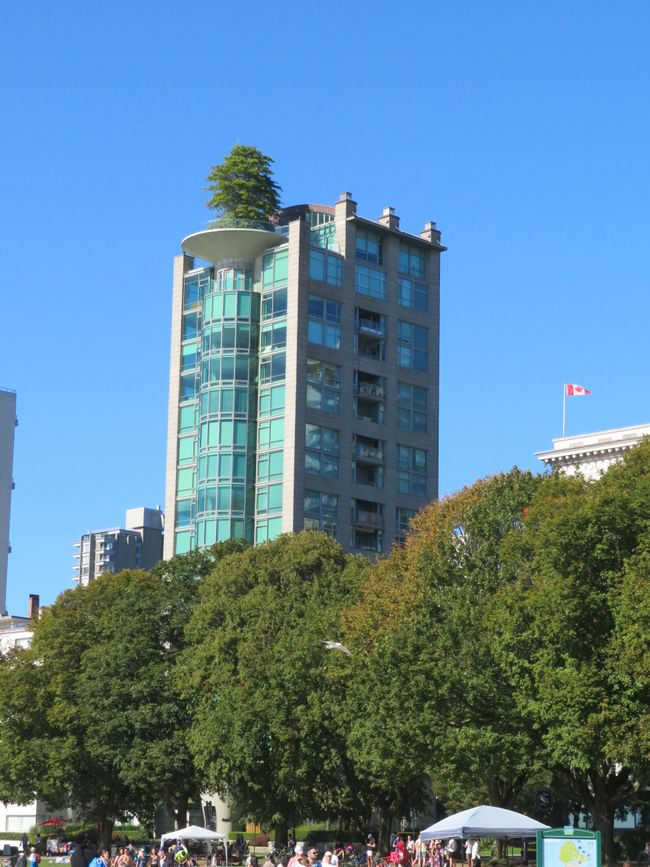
[
  {"x1": 342, "y1": 469, "x2": 545, "y2": 838},
  {"x1": 179, "y1": 531, "x2": 368, "y2": 841},
  {"x1": 205, "y1": 145, "x2": 281, "y2": 220},
  {"x1": 0, "y1": 544, "x2": 234, "y2": 848},
  {"x1": 488, "y1": 444, "x2": 650, "y2": 864}
]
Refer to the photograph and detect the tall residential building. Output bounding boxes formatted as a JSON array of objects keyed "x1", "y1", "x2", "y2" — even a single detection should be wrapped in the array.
[
  {"x1": 164, "y1": 193, "x2": 444, "y2": 559},
  {"x1": 536, "y1": 423, "x2": 650, "y2": 479},
  {"x1": 72, "y1": 506, "x2": 164, "y2": 585},
  {"x1": 0, "y1": 388, "x2": 17, "y2": 615}
]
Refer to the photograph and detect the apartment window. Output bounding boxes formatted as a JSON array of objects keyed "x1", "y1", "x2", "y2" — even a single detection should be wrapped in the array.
[
  {"x1": 181, "y1": 342, "x2": 199, "y2": 371},
  {"x1": 255, "y1": 516, "x2": 283, "y2": 544},
  {"x1": 356, "y1": 264, "x2": 386, "y2": 300},
  {"x1": 308, "y1": 295, "x2": 342, "y2": 349},
  {"x1": 203, "y1": 355, "x2": 251, "y2": 384},
  {"x1": 262, "y1": 249, "x2": 289, "y2": 287},
  {"x1": 200, "y1": 419, "x2": 248, "y2": 448},
  {"x1": 354, "y1": 371, "x2": 385, "y2": 425},
  {"x1": 305, "y1": 424, "x2": 340, "y2": 478},
  {"x1": 260, "y1": 321, "x2": 287, "y2": 353},
  {"x1": 257, "y1": 450, "x2": 284, "y2": 483},
  {"x1": 178, "y1": 404, "x2": 197, "y2": 432},
  {"x1": 182, "y1": 312, "x2": 199, "y2": 340},
  {"x1": 203, "y1": 323, "x2": 251, "y2": 352},
  {"x1": 256, "y1": 483, "x2": 283, "y2": 514},
  {"x1": 304, "y1": 490, "x2": 338, "y2": 536},
  {"x1": 311, "y1": 223, "x2": 337, "y2": 250},
  {"x1": 398, "y1": 277, "x2": 428, "y2": 312},
  {"x1": 177, "y1": 436, "x2": 196, "y2": 465},
  {"x1": 260, "y1": 352, "x2": 286, "y2": 383},
  {"x1": 396, "y1": 507, "x2": 417, "y2": 541},
  {"x1": 204, "y1": 291, "x2": 253, "y2": 321},
  {"x1": 184, "y1": 270, "x2": 211, "y2": 310},
  {"x1": 200, "y1": 386, "x2": 248, "y2": 417},
  {"x1": 258, "y1": 384, "x2": 285, "y2": 418},
  {"x1": 309, "y1": 249, "x2": 343, "y2": 287},
  {"x1": 261, "y1": 287, "x2": 287, "y2": 320},
  {"x1": 396, "y1": 445, "x2": 427, "y2": 496},
  {"x1": 180, "y1": 373, "x2": 198, "y2": 402},
  {"x1": 198, "y1": 452, "x2": 246, "y2": 482},
  {"x1": 399, "y1": 244, "x2": 425, "y2": 278},
  {"x1": 258, "y1": 417, "x2": 285, "y2": 450},
  {"x1": 397, "y1": 382, "x2": 428, "y2": 433},
  {"x1": 353, "y1": 445, "x2": 384, "y2": 487},
  {"x1": 351, "y1": 499, "x2": 383, "y2": 553},
  {"x1": 216, "y1": 268, "x2": 253, "y2": 292},
  {"x1": 356, "y1": 229, "x2": 383, "y2": 264},
  {"x1": 306, "y1": 358, "x2": 341, "y2": 413},
  {"x1": 175, "y1": 498, "x2": 193, "y2": 528},
  {"x1": 397, "y1": 321, "x2": 428, "y2": 371},
  {"x1": 355, "y1": 307, "x2": 385, "y2": 361}
]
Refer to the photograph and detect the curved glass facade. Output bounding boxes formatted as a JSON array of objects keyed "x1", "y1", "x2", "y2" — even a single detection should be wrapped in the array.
[{"x1": 174, "y1": 265, "x2": 259, "y2": 552}]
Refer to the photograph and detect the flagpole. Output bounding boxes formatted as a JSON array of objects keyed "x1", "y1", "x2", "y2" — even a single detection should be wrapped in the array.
[{"x1": 562, "y1": 384, "x2": 566, "y2": 437}]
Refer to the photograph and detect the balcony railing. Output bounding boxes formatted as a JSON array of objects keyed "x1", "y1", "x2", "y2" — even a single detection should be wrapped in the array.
[
  {"x1": 352, "y1": 509, "x2": 382, "y2": 528},
  {"x1": 354, "y1": 444, "x2": 384, "y2": 462},
  {"x1": 356, "y1": 318, "x2": 384, "y2": 335},
  {"x1": 355, "y1": 382, "x2": 385, "y2": 400},
  {"x1": 206, "y1": 217, "x2": 278, "y2": 232}
]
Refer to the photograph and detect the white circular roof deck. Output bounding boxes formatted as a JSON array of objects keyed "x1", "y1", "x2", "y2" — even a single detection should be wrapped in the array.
[{"x1": 181, "y1": 222, "x2": 286, "y2": 265}]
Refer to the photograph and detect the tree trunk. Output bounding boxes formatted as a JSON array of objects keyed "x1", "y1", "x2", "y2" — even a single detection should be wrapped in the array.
[
  {"x1": 379, "y1": 808, "x2": 393, "y2": 856},
  {"x1": 274, "y1": 818, "x2": 288, "y2": 847},
  {"x1": 175, "y1": 794, "x2": 189, "y2": 829},
  {"x1": 99, "y1": 818, "x2": 114, "y2": 853},
  {"x1": 591, "y1": 799, "x2": 615, "y2": 866}
]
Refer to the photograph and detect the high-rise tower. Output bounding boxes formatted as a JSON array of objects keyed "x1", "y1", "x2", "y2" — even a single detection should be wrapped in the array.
[
  {"x1": 164, "y1": 194, "x2": 444, "y2": 559},
  {"x1": 0, "y1": 389, "x2": 17, "y2": 614}
]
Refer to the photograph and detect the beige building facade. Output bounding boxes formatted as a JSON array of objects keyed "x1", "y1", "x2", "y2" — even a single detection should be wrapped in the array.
[
  {"x1": 536, "y1": 423, "x2": 650, "y2": 479},
  {"x1": 164, "y1": 193, "x2": 444, "y2": 559}
]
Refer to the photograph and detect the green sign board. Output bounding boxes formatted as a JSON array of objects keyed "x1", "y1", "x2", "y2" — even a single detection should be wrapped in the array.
[{"x1": 536, "y1": 828, "x2": 601, "y2": 867}]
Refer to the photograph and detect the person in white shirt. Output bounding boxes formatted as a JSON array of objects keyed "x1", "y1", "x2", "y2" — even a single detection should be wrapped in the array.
[{"x1": 470, "y1": 840, "x2": 481, "y2": 867}]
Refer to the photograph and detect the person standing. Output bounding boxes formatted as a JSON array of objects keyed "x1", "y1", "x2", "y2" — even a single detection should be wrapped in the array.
[
  {"x1": 366, "y1": 836, "x2": 376, "y2": 867},
  {"x1": 470, "y1": 841, "x2": 480, "y2": 867},
  {"x1": 447, "y1": 839, "x2": 457, "y2": 867}
]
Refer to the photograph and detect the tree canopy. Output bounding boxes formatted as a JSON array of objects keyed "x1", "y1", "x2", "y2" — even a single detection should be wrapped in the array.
[{"x1": 205, "y1": 144, "x2": 281, "y2": 220}]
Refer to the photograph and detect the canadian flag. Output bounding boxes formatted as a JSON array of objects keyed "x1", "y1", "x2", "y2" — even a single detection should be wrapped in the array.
[{"x1": 566, "y1": 383, "x2": 591, "y2": 396}]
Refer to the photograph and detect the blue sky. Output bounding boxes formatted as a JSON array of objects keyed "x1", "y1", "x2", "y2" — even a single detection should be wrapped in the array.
[{"x1": 1, "y1": 1, "x2": 649, "y2": 614}]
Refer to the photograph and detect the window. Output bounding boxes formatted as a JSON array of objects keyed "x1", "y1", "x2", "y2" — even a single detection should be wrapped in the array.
[
  {"x1": 256, "y1": 483, "x2": 283, "y2": 514},
  {"x1": 184, "y1": 270, "x2": 211, "y2": 310},
  {"x1": 260, "y1": 352, "x2": 286, "y2": 383},
  {"x1": 200, "y1": 387, "x2": 248, "y2": 417},
  {"x1": 255, "y1": 516, "x2": 283, "y2": 544},
  {"x1": 398, "y1": 277, "x2": 428, "y2": 312},
  {"x1": 262, "y1": 249, "x2": 289, "y2": 287},
  {"x1": 203, "y1": 323, "x2": 251, "y2": 352},
  {"x1": 216, "y1": 268, "x2": 252, "y2": 292},
  {"x1": 305, "y1": 424, "x2": 340, "y2": 478},
  {"x1": 396, "y1": 445, "x2": 427, "y2": 496},
  {"x1": 183, "y1": 312, "x2": 199, "y2": 340},
  {"x1": 258, "y1": 384, "x2": 285, "y2": 417},
  {"x1": 354, "y1": 370, "x2": 385, "y2": 424},
  {"x1": 306, "y1": 358, "x2": 341, "y2": 413},
  {"x1": 203, "y1": 355, "x2": 251, "y2": 384},
  {"x1": 309, "y1": 249, "x2": 343, "y2": 286},
  {"x1": 397, "y1": 321, "x2": 428, "y2": 371},
  {"x1": 352, "y1": 435, "x2": 384, "y2": 490},
  {"x1": 399, "y1": 244, "x2": 425, "y2": 278},
  {"x1": 204, "y1": 291, "x2": 254, "y2": 321},
  {"x1": 257, "y1": 450, "x2": 284, "y2": 482},
  {"x1": 178, "y1": 404, "x2": 197, "y2": 432},
  {"x1": 181, "y1": 342, "x2": 199, "y2": 371},
  {"x1": 356, "y1": 229, "x2": 383, "y2": 264},
  {"x1": 180, "y1": 373, "x2": 198, "y2": 401},
  {"x1": 355, "y1": 307, "x2": 385, "y2": 361},
  {"x1": 311, "y1": 222, "x2": 337, "y2": 250},
  {"x1": 397, "y1": 382, "x2": 428, "y2": 433},
  {"x1": 175, "y1": 498, "x2": 193, "y2": 528},
  {"x1": 304, "y1": 490, "x2": 338, "y2": 536},
  {"x1": 261, "y1": 287, "x2": 287, "y2": 320},
  {"x1": 308, "y1": 295, "x2": 342, "y2": 349},
  {"x1": 396, "y1": 507, "x2": 417, "y2": 541},
  {"x1": 258, "y1": 417, "x2": 285, "y2": 449},
  {"x1": 177, "y1": 436, "x2": 196, "y2": 465},
  {"x1": 355, "y1": 264, "x2": 386, "y2": 300},
  {"x1": 260, "y1": 321, "x2": 287, "y2": 353}
]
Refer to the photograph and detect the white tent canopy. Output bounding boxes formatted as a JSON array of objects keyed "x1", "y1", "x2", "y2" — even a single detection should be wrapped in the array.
[
  {"x1": 420, "y1": 805, "x2": 550, "y2": 840},
  {"x1": 160, "y1": 825, "x2": 227, "y2": 844}
]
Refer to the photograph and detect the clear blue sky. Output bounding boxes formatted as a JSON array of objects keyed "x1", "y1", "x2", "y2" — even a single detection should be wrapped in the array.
[{"x1": 1, "y1": 1, "x2": 649, "y2": 614}]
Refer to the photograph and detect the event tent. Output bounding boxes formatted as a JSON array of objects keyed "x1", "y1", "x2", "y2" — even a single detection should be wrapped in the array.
[
  {"x1": 420, "y1": 805, "x2": 550, "y2": 840},
  {"x1": 160, "y1": 826, "x2": 228, "y2": 850}
]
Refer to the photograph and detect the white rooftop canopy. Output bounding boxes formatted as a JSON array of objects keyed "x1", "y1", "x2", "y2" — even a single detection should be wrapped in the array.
[
  {"x1": 160, "y1": 825, "x2": 227, "y2": 843},
  {"x1": 420, "y1": 805, "x2": 550, "y2": 840}
]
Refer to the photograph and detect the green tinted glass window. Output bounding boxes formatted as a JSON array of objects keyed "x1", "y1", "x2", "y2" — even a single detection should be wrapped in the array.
[{"x1": 179, "y1": 405, "x2": 196, "y2": 432}]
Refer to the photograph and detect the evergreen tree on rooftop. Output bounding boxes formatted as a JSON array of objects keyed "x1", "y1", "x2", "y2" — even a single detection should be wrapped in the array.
[{"x1": 205, "y1": 144, "x2": 282, "y2": 220}]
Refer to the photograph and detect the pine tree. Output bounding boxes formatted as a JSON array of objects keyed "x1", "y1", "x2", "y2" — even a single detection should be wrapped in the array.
[{"x1": 205, "y1": 144, "x2": 281, "y2": 220}]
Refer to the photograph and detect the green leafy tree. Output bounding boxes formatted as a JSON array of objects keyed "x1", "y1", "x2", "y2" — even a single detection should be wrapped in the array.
[
  {"x1": 179, "y1": 531, "x2": 367, "y2": 842},
  {"x1": 0, "y1": 546, "x2": 230, "y2": 848},
  {"x1": 488, "y1": 445, "x2": 650, "y2": 864},
  {"x1": 205, "y1": 145, "x2": 281, "y2": 220}
]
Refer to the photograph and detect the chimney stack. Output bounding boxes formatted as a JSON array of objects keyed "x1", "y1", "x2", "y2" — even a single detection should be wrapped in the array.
[
  {"x1": 378, "y1": 207, "x2": 400, "y2": 230},
  {"x1": 28, "y1": 594, "x2": 39, "y2": 620}
]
